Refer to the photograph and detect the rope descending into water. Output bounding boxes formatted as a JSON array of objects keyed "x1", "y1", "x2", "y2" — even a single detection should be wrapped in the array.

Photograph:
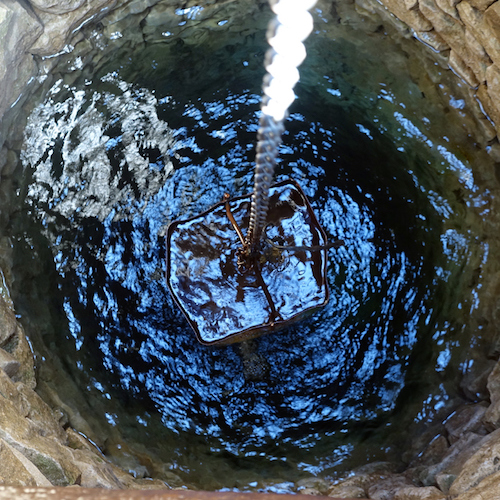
[
  {"x1": 246, "y1": 115, "x2": 284, "y2": 248},
  {"x1": 244, "y1": 0, "x2": 318, "y2": 256}
]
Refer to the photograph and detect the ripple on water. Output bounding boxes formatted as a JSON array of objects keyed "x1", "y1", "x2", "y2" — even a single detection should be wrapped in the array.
[{"x1": 10, "y1": 4, "x2": 490, "y2": 488}]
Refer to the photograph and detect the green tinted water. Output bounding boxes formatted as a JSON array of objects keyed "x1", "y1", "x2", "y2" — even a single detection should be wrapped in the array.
[{"x1": 3, "y1": 0, "x2": 497, "y2": 492}]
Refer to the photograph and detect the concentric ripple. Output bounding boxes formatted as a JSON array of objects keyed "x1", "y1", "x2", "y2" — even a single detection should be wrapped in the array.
[{"x1": 8, "y1": 4, "x2": 488, "y2": 488}]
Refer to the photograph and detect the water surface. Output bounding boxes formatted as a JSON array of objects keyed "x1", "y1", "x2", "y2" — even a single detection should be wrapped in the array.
[{"x1": 6, "y1": 0, "x2": 492, "y2": 490}]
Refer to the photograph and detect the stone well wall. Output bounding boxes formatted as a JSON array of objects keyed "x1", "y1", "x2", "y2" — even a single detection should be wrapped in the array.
[
  {"x1": 3, "y1": 0, "x2": 500, "y2": 499},
  {"x1": 369, "y1": 0, "x2": 500, "y2": 152}
]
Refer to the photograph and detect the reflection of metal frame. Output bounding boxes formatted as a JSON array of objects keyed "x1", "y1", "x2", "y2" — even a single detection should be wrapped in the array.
[{"x1": 166, "y1": 179, "x2": 329, "y2": 346}]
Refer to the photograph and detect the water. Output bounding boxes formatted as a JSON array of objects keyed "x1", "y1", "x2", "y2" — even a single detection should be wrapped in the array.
[{"x1": 4, "y1": 0, "x2": 493, "y2": 491}]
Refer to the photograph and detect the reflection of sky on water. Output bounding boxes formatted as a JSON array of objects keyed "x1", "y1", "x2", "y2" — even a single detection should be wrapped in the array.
[{"x1": 17, "y1": 51, "x2": 487, "y2": 479}]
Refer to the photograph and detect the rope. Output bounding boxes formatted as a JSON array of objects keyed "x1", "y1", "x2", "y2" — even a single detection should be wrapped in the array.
[{"x1": 245, "y1": 0, "x2": 318, "y2": 253}]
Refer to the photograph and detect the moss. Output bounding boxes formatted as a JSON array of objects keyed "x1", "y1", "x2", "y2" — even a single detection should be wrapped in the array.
[{"x1": 29, "y1": 452, "x2": 69, "y2": 486}]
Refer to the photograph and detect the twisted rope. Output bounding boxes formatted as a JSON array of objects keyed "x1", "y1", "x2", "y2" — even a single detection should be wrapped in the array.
[{"x1": 245, "y1": 0, "x2": 318, "y2": 254}]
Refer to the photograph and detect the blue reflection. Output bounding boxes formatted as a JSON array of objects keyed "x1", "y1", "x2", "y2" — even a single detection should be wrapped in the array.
[{"x1": 15, "y1": 32, "x2": 485, "y2": 484}]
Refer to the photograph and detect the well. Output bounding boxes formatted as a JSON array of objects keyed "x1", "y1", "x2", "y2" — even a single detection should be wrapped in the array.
[{"x1": 2, "y1": 1, "x2": 500, "y2": 499}]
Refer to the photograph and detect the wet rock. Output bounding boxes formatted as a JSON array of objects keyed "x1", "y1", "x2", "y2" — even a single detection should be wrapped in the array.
[
  {"x1": 459, "y1": 355, "x2": 496, "y2": 402},
  {"x1": 29, "y1": 0, "x2": 87, "y2": 15},
  {"x1": 418, "y1": 431, "x2": 484, "y2": 486},
  {"x1": 419, "y1": 0, "x2": 466, "y2": 54},
  {"x1": 105, "y1": 442, "x2": 150, "y2": 480},
  {"x1": 29, "y1": 0, "x2": 118, "y2": 57},
  {"x1": 409, "y1": 435, "x2": 449, "y2": 468},
  {"x1": 36, "y1": 378, "x2": 106, "y2": 449},
  {"x1": 0, "y1": 1, "x2": 42, "y2": 123},
  {"x1": 378, "y1": 0, "x2": 434, "y2": 31},
  {"x1": 413, "y1": 30, "x2": 450, "y2": 52},
  {"x1": 0, "y1": 347, "x2": 20, "y2": 378},
  {"x1": 70, "y1": 450, "x2": 124, "y2": 489},
  {"x1": 449, "y1": 49, "x2": 480, "y2": 87},
  {"x1": 7, "y1": 325, "x2": 36, "y2": 390},
  {"x1": 434, "y1": 473, "x2": 455, "y2": 493},
  {"x1": 326, "y1": 463, "x2": 400, "y2": 499},
  {"x1": 0, "y1": 295, "x2": 17, "y2": 347},
  {"x1": 448, "y1": 427, "x2": 500, "y2": 496},
  {"x1": 484, "y1": 358, "x2": 500, "y2": 429},
  {"x1": 327, "y1": 479, "x2": 367, "y2": 498},
  {"x1": 444, "y1": 404, "x2": 488, "y2": 444},
  {"x1": 296, "y1": 477, "x2": 330, "y2": 495}
]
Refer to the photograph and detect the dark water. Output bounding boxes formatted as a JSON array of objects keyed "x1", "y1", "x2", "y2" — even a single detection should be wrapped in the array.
[{"x1": 6, "y1": 0, "x2": 490, "y2": 490}]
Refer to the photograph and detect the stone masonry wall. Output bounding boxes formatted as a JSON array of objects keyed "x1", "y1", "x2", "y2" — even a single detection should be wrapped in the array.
[
  {"x1": 4, "y1": 0, "x2": 500, "y2": 498},
  {"x1": 372, "y1": 0, "x2": 500, "y2": 144}
]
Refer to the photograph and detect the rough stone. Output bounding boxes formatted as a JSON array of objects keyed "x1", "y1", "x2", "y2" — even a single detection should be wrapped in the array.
[
  {"x1": 459, "y1": 354, "x2": 496, "y2": 401},
  {"x1": 296, "y1": 477, "x2": 330, "y2": 495},
  {"x1": 326, "y1": 463, "x2": 400, "y2": 498},
  {"x1": 410, "y1": 435, "x2": 449, "y2": 468},
  {"x1": 485, "y1": 63, "x2": 500, "y2": 136},
  {"x1": 476, "y1": 83, "x2": 500, "y2": 129},
  {"x1": 414, "y1": 30, "x2": 450, "y2": 52},
  {"x1": 0, "y1": 149, "x2": 20, "y2": 178},
  {"x1": 367, "y1": 474, "x2": 414, "y2": 500},
  {"x1": 29, "y1": 0, "x2": 118, "y2": 57},
  {"x1": 449, "y1": 49, "x2": 480, "y2": 87},
  {"x1": 448, "y1": 427, "x2": 500, "y2": 496},
  {"x1": 453, "y1": 469, "x2": 500, "y2": 499},
  {"x1": 485, "y1": 358, "x2": 500, "y2": 429},
  {"x1": 0, "y1": 371, "x2": 79, "y2": 485},
  {"x1": 328, "y1": 482, "x2": 367, "y2": 498},
  {"x1": 36, "y1": 380, "x2": 105, "y2": 450},
  {"x1": 392, "y1": 486, "x2": 445, "y2": 499},
  {"x1": 463, "y1": 28, "x2": 491, "y2": 83},
  {"x1": 0, "y1": 1, "x2": 42, "y2": 117},
  {"x1": 0, "y1": 348, "x2": 20, "y2": 378},
  {"x1": 404, "y1": 0, "x2": 419, "y2": 11},
  {"x1": 8, "y1": 326, "x2": 36, "y2": 389},
  {"x1": 29, "y1": 0, "x2": 87, "y2": 15},
  {"x1": 0, "y1": 439, "x2": 52, "y2": 487},
  {"x1": 419, "y1": 0, "x2": 463, "y2": 39},
  {"x1": 484, "y1": 2, "x2": 500, "y2": 67},
  {"x1": 0, "y1": 439, "x2": 42, "y2": 487},
  {"x1": 70, "y1": 450, "x2": 124, "y2": 489},
  {"x1": 378, "y1": 0, "x2": 434, "y2": 31},
  {"x1": 418, "y1": 432, "x2": 485, "y2": 486},
  {"x1": 487, "y1": 141, "x2": 500, "y2": 162},
  {"x1": 471, "y1": 0, "x2": 497, "y2": 12},
  {"x1": 444, "y1": 404, "x2": 488, "y2": 444},
  {"x1": 0, "y1": 295, "x2": 17, "y2": 347},
  {"x1": 14, "y1": 382, "x2": 68, "y2": 442},
  {"x1": 434, "y1": 473, "x2": 456, "y2": 493},
  {"x1": 435, "y1": 0, "x2": 460, "y2": 19},
  {"x1": 458, "y1": 0, "x2": 500, "y2": 67}
]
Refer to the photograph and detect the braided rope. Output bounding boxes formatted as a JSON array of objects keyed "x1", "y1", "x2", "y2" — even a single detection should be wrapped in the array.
[{"x1": 245, "y1": 0, "x2": 318, "y2": 252}]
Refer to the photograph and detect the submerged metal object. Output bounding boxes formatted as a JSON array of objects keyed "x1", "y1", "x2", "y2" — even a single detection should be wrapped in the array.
[
  {"x1": 166, "y1": 0, "x2": 324, "y2": 345},
  {"x1": 166, "y1": 179, "x2": 329, "y2": 346}
]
